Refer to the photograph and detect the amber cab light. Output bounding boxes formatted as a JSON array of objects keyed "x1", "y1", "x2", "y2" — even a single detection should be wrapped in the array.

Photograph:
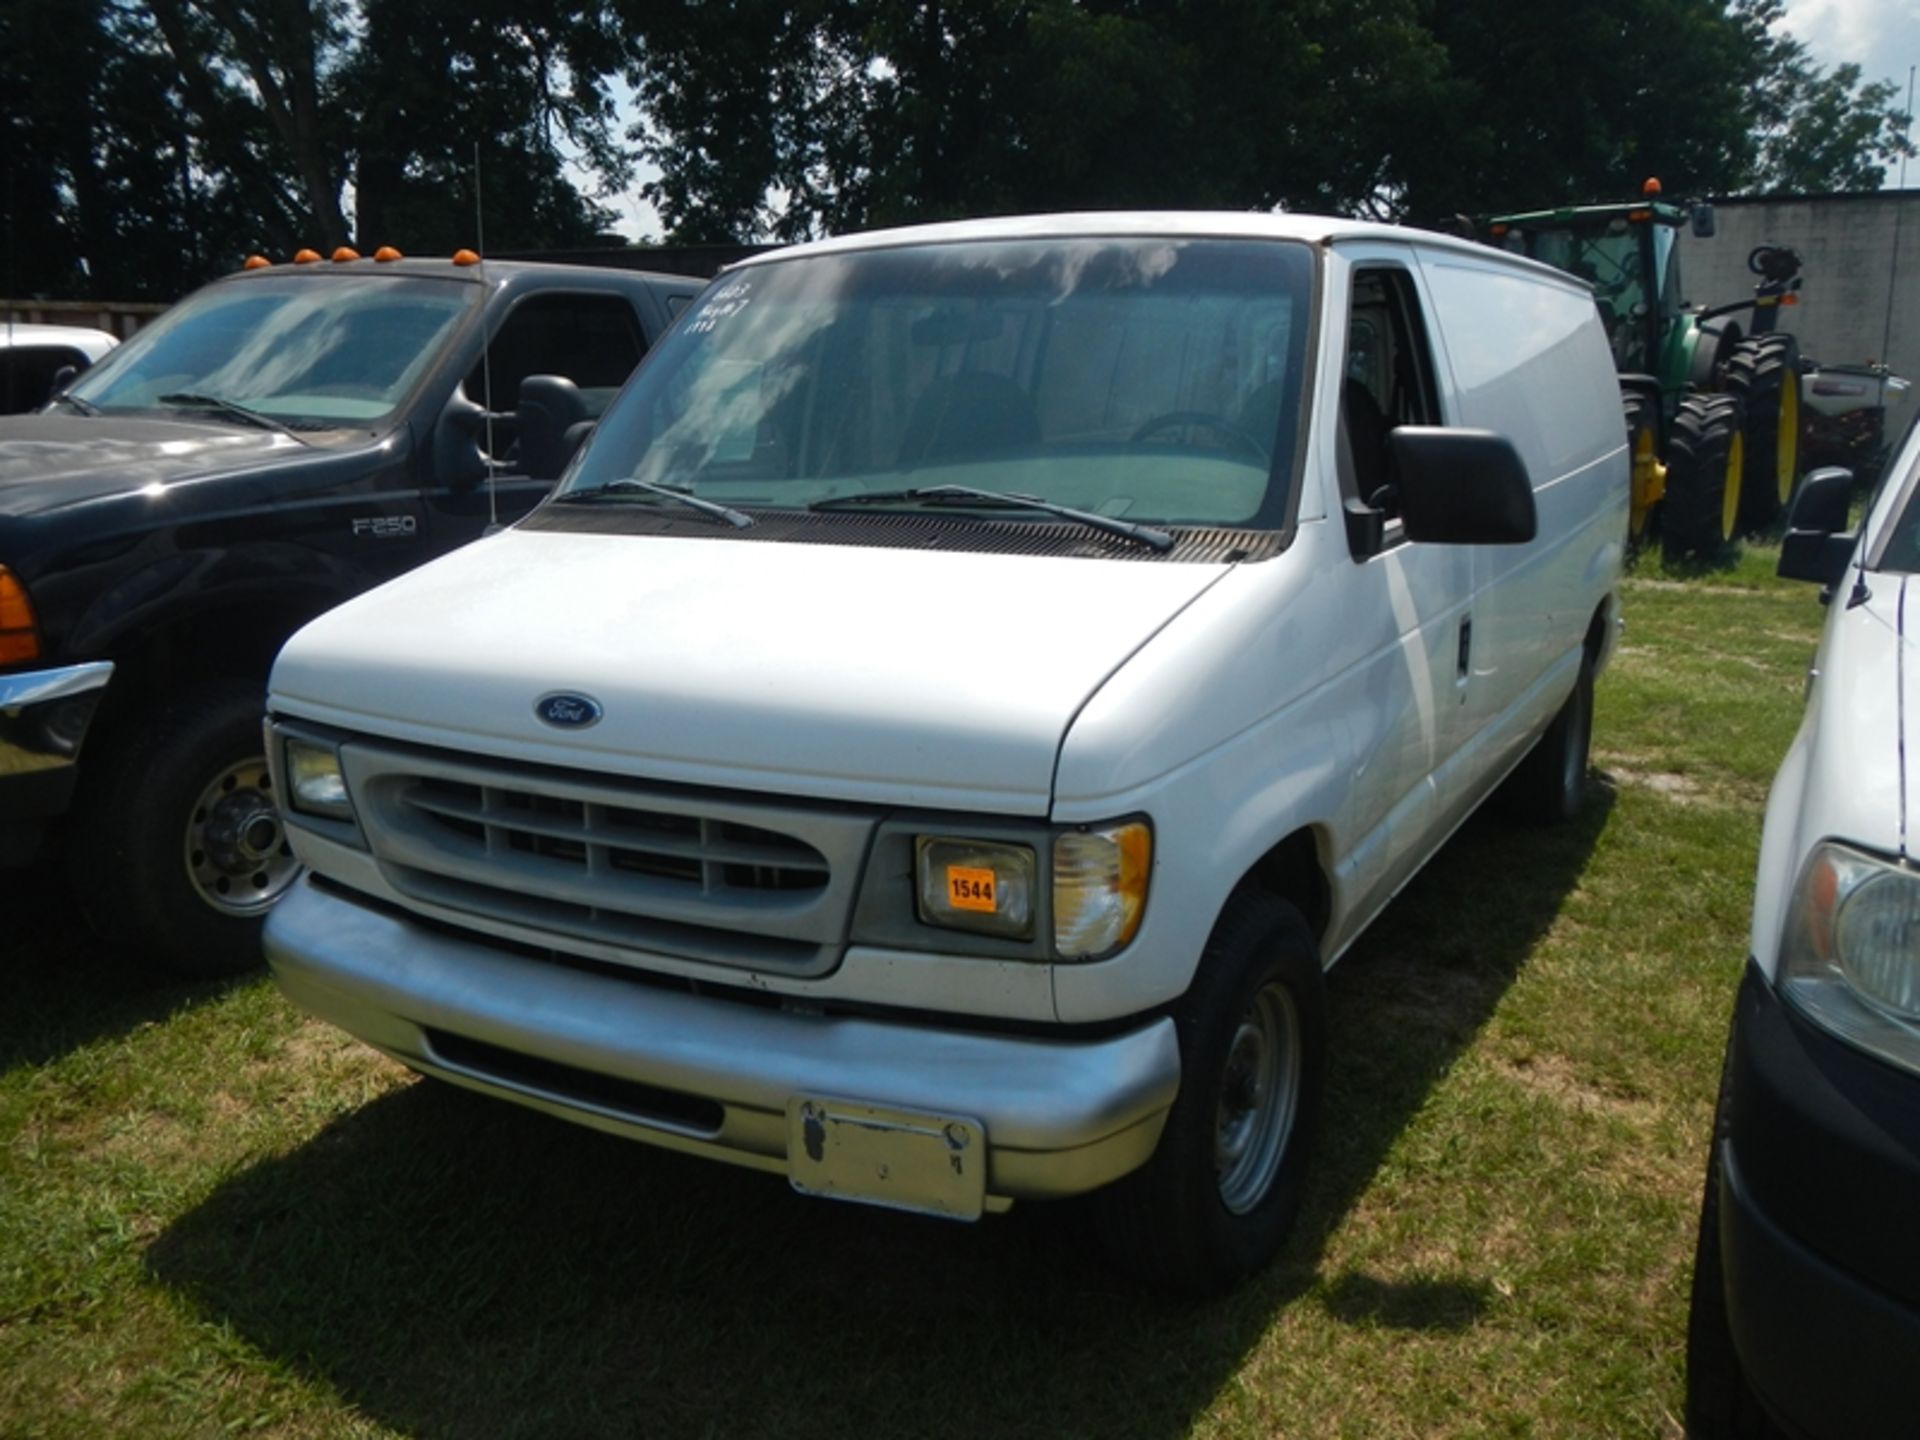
[
  {"x1": 1643, "y1": 176, "x2": 1663, "y2": 195},
  {"x1": 242, "y1": 255, "x2": 271, "y2": 270},
  {"x1": 452, "y1": 249, "x2": 481, "y2": 266},
  {"x1": 331, "y1": 246, "x2": 361, "y2": 263},
  {"x1": 374, "y1": 246, "x2": 403, "y2": 262},
  {"x1": 293, "y1": 248, "x2": 321, "y2": 264},
  {"x1": 0, "y1": 566, "x2": 41, "y2": 666}
]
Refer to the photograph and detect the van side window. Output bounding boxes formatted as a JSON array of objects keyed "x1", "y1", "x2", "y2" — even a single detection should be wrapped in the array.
[{"x1": 1340, "y1": 268, "x2": 1441, "y2": 532}]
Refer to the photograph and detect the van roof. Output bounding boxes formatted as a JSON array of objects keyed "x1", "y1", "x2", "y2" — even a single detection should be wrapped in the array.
[{"x1": 732, "y1": 210, "x2": 1584, "y2": 290}]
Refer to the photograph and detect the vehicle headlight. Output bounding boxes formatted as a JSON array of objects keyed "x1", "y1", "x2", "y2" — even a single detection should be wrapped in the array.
[
  {"x1": 1779, "y1": 841, "x2": 1920, "y2": 1071},
  {"x1": 915, "y1": 837, "x2": 1036, "y2": 939},
  {"x1": 1053, "y1": 820, "x2": 1151, "y2": 959},
  {"x1": 284, "y1": 737, "x2": 353, "y2": 821}
]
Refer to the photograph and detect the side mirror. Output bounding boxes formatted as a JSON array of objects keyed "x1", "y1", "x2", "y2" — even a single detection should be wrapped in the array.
[
  {"x1": 516, "y1": 374, "x2": 594, "y2": 482},
  {"x1": 1778, "y1": 466, "x2": 1857, "y2": 588},
  {"x1": 1389, "y1": 427, "x2": 1538, "y2": 545},
  {"x1": 433, "y1": 391, "x2": 491, "y2": 490},
  {"x1": 1690, "y1": 204, "x2": 1716, "y2": 239}
]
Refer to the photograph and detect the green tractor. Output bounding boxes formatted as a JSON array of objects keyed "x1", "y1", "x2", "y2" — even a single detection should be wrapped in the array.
[{"x1": 1487, "y1": 181, "x2": 1805, "y2": 558}]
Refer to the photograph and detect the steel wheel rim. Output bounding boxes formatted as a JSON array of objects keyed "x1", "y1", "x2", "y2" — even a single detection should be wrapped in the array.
[
  {"x1": 1778, "y1": 379, "x2": 1799, "y2": 502},
  {"x1": 1214, "y1": 981, "x2": 1302, "y2": 1215},
  {"x1": 1721, "y1": 429, "x2": 1745, "y2": 540},
  {"x1": 184, "y1": 756, "x2": 301, "y2": 916}
]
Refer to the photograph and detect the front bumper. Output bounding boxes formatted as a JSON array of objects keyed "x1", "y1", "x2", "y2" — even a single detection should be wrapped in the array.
[
  {"x1": 0, "y1": 661, "x2": 113, "y2": 865},
  {"x1": 265, "y1": 878, "x2": 1182, "y2": 1213},
  {"x1": 1715, "y1": 961, "x2": 1920, "y2": 1438}
]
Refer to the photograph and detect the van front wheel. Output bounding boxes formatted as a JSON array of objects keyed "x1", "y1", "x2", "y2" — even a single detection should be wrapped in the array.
[{"x1": 1095, "y1": 892, "x2": 1326, "y2": 1294}]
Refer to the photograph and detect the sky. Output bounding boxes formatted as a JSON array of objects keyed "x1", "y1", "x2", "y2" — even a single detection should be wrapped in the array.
[
  {"x1": 575, "y1": 0, "x2": 1920, "y2": 244},
  {"x1": 1785, "y1": 0, "x2": 1920, "y2": 188}
]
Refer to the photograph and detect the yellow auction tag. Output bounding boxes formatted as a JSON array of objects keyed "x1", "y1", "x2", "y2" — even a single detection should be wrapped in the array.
[{"x1": 947, "y1": 865, "x2": 998, "y2": 913}]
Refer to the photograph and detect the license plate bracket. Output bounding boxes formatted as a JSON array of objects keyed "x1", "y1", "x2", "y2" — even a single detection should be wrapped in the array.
[{"x1": 786, "y1": 1098, "x2": 987, "y2": 1221}]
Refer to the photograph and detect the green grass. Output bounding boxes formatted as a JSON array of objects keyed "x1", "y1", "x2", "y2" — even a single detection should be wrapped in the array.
[{"x1": 0, "y1": 541, "x2": 1826, "y2": 1438}]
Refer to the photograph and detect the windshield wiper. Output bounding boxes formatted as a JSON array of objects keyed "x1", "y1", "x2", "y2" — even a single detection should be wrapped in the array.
[
  {"x1": 156, "y1": 391, "x2": 310, "y2": 443},
  {"x1": 48, "y1": 393, "x2": 100, "y2": 416},
  {"x1": 809, "y1": 484, "x2": 1174, "y2": 552},
  {"x1": 554, "y1": 478, "x2": 754, "y2": 529}
]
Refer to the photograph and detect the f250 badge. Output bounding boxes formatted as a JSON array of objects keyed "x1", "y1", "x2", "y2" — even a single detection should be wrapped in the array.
[
  {"x1": 535, "y1": 693, "x2": 604, "y2": 729},
  {"x1": 351, "y1": 515, "x2": 418, "y2": 538}
]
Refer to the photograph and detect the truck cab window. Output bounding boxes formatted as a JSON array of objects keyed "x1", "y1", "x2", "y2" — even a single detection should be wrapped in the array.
[{"x1": 468, "y1": 293, "x2": 647, "y2": 420}]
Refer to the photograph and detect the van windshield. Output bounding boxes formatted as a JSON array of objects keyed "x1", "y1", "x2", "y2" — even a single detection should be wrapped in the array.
[{"x1": 560, "y1": 237, "x2": 1314, "y2": 531}]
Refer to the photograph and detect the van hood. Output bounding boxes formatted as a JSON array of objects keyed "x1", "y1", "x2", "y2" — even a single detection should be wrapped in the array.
[
  {"x1": 270, "y1": 527, "x2": 1232, "y2": 814},
  {"x1": 0, "y1": 413, "x2": 302, "y2": 517}
]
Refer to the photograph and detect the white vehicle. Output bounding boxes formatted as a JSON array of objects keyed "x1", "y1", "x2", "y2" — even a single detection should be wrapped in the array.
[
  {"x1": 1, "y1": 322, "x2": 117, "y2": 414},
  {"x1": 1686, "y1": 435, "x2": 1920, "y2": 1436},
  {"x1": 262, "y1": 213, "x2": 1627, "y2": 1291}
]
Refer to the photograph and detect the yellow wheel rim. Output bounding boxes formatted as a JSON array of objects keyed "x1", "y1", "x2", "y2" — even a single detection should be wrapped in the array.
[
  {"x1": 1722, "y1": 429, "x2": 1745, "y2": 540},
  {"x1": 1778, "y1": 377, "x2": 1800, "y2": 503},
  {"x1": 1630, "y1": 427, "x2": 1663, "y2": 538}
]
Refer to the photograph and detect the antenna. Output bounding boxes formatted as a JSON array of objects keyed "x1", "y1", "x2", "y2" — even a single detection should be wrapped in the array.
[{"x1": 475, "y1": 142, "x2": 500, "y2": 534}]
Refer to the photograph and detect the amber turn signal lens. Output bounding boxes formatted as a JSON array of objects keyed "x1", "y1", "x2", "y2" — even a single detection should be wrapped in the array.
[{"x1": 0, "y1": 566, "x2": 41, "y2": 665}]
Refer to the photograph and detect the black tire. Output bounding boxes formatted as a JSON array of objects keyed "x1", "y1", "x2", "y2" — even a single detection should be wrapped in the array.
[
  {"x1": 1685, "y1": 1048, "x2": 1787, "y2": 1439},
  {"x1": 1723, "y1": 334, "x2": 1803, "y2": 533},
  {"x1": 1663, "y1": 393, "x2": 1745, "y2": 561},
  {"x1": 67, "y1": 679, "x2": 298, "y2": 978},
  {"x1": 1497, "y1": 656, "x2": 1594, "y2": 824},
  {"x1": 1094, "y1": 891, "x2": 1327, "y2": 1295}
]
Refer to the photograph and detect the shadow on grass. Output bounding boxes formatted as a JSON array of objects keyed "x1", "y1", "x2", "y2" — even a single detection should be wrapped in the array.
[
  {"x1": 1, "y1": 857, "x2": 247, "y2": 1073},
  {"x1": 147, "y1": 785, "x2": 1613, "y2": 1439}
]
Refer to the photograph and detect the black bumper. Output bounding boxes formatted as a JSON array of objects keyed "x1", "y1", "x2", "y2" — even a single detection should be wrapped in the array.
[
  {"x1": 0, "y1": 661, "x2": 113, "y2": 864},
  {"x1": 1716, "y1": 961, "x2": 1920, "y2": 1437}
]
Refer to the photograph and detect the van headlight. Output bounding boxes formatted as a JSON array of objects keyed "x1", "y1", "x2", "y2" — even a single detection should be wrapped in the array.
[
  {"x1": 909, "y1": 819, "x2": 1152, "y2": 958},
  {"x1": 284, "y1": 737, "x2": 354, "y2": 821},
  {"x1": 1779, "y1": 841, "x2": 1920, "y2": 1072},
  {"x1": 915, "y1": 837, "x2": 1036, "y2": 939}
]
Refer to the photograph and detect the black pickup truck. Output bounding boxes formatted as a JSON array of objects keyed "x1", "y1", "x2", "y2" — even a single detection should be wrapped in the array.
[{"x1": 0, "y1": 252, "x2": 703, "y2": 975}]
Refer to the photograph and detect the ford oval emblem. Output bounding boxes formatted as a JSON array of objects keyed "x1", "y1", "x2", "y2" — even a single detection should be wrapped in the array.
[{"x1": 534, "y1": 692, "x2": 603, "y2": 729}]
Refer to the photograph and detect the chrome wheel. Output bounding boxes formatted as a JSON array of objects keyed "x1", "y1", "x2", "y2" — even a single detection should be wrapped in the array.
[
  {"x1": 184, "y1": 757, "x2": 300, "y2": 916},
  {"x1": 1215, "y1": 981, "x2": 1302, "y2": 1215}
]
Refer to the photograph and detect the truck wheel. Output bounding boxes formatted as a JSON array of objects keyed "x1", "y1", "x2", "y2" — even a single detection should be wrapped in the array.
[
  {"x1": 1095, "y1": 891, "x2": 1326, "y2": 1295},
  {"x1": 1723, "y1": 335, "x2": 1802, "y2": 532},
  {"x1": 1497, "y1": 656, "x2": 1594, "y2": 824},
  {"x1": 1663, "y1": 394, "x2": 1745, "y2": 561},
  {"x1": 68, "y1": 680, "x2": 298, "y2": 979}
]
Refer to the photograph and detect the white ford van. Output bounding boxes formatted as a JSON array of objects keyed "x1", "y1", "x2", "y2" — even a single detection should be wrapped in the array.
[{"x1": 263, "y1": 213, "x2": 1626, "y2": 1291}]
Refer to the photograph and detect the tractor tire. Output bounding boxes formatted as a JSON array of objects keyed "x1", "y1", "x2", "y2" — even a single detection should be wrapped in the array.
[
  {"x1": 1622, "y1": 392, "x2": 1661, "y2": 546},
  {"x1": 1662, "y1": 394, "x2": 1745, "y2": 561},
  {"x1": 1723, "y1": 334, "x2": 1803, "y2": 532}
]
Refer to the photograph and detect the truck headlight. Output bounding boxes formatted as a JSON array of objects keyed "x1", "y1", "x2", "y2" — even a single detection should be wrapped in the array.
[
  {"x1": 284, "y1": 737, "x2": 353, "y2": 821},
  {"x1": 1053, "y1": 820, "x2": 1151, "y2": 959},
  {"x1": 1779, "y1": 841, "x2": 1920, "y2": 1072},
  {"x1": 915, "y1": 837, "x2": 1036, "y2": 939}
]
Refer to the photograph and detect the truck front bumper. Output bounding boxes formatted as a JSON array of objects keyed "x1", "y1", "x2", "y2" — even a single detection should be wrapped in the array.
[
  {"x1": 0, "y1": 661, "x2": 113, "y2": 865},
  {"x1": 266, "y1": 878, "x2": 1182, "y2": 1215},
  {"x1": 1713, "y1": 961, "x2": 1920, "y2": 1438}
]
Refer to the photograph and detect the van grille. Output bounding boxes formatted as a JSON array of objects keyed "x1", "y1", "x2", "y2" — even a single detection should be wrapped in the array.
[{"x1": 343, "y1": 744, "x2": 876, "y2": 979}]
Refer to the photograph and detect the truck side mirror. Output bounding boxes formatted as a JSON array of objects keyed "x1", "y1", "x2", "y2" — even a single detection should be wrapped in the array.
[
  {"x1": 1690, "y1": 204, "x2": 1716, "y2": 239},
  {"x1": 433, "y1": 391, "x2": 491, "y2": 490},
  {"x1": 1778, "y1": 467, "x2": 1857, "y2": 588},
  {"x1": 1389, "y1": 428, "x2": 1538, "y2": 545},
  {"x1": 516, "y1": 374, "x2": 594, "y2": 482}
]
